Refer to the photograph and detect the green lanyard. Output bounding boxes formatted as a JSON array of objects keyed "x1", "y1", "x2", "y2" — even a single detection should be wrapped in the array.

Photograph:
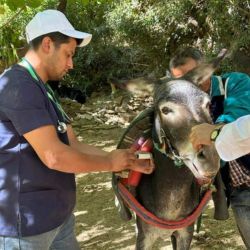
[{"x1": 19, "y1": 58, "x2": 70, "y2": 122}]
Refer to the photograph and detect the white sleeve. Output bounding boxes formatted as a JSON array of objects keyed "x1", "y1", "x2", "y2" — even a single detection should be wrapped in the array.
[{"x1": 215, "y1": 115, "x2": 250, "y2": 161}]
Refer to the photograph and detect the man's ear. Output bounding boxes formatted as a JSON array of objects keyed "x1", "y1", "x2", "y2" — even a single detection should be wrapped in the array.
[
  {"x1": 183, "y1": 49, "x2": 228, "y2": 87},
  {"x1": 41, "y1": 37, "x2": 53, "y2": 54}
]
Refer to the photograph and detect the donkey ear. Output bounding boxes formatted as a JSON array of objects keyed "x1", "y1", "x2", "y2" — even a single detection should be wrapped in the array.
[
  {"x1": 154, "y1": 114, "x2": 163, "y2": 145},
  {"x1": 110, "y1": 77, "x2": 158, "y2": 97},
  {"x1": 183, "y1": 49, "x2": 228, "y2": 87}
]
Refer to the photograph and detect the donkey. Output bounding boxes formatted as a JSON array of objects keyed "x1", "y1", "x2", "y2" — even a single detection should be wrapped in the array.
[{"x1": 113, "y1": 50, "x2": 227, "y2": 249}]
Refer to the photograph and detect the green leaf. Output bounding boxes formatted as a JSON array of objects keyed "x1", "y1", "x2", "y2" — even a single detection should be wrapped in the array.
[
  {"x1": 5, "y1": 0, "x2": 25, "y2": 10},
  {"x1": 81, "y1": 0, "x2": 90, "y2": 6},
  {"x1": 25, "y1": 0, "x2": 42, "y2": 8},
  {"x1": 0, "y1": 5, "x2": 5, "y2": 14}
]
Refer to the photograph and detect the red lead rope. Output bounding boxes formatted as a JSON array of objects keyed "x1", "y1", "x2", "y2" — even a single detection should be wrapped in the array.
[
  {"x1": 118, "y1": 137, "x2": 213, "y2": 229},
  {"x1": 118, "y1": 137, "x2": 212, "y2": 229},
  {"x1": 117, "y1": 181, "x2": 212, "y2": 229}
]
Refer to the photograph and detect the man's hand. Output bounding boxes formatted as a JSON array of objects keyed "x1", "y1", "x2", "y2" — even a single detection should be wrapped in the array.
[
  {"x1": 107, "y1": 148, "x2": 155, "y2": 174},
  {"x1": 190, "y1": 123, "x2": 217, "y2": 150}
]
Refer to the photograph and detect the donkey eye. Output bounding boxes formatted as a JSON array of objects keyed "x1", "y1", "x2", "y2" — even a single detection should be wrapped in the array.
[{"x1": 161, "y1": 106, "x2": 173, "y2": 114}]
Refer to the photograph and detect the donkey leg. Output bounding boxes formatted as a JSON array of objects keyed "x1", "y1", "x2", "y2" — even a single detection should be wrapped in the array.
[
  {"x1": 171, "y1": 225, "x2": 194, "y2": 250},
  {"x1": 136, "y1": 232, "x2": 158, "y2": 250},
  {"x1": 135, "y1": 220, "x2": 158, "y2": 250}
]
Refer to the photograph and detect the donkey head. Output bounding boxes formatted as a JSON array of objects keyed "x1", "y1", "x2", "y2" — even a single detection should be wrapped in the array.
[
  {"x1": 112, "y1": 49, "x2": 227, "y2": 184},
  {"x1": 154, "y1": 78, "x2": 216, "y2": 183},
  {"x1": 154, "y1": 50, "x2": 227, "y2": 183}
]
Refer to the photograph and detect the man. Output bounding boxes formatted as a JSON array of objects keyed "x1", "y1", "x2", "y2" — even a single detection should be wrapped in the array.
[
  {"x1": 169, "y1": 47, "x2": 204, "y2": 78},
  {"x1": 190, "y1": 115, "x2": 250, "y2": 161},
  {"x1": 0, "y1": 10, "x2": 154, "y2": 249},
  {"x1": 170, "y1": 47, "x2": 250, "y2": 248}
]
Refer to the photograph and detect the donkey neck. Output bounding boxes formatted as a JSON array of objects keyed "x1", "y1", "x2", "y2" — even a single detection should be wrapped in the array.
[{"x1": 150, "y1": 149, "x2": 200, "y2": 220}]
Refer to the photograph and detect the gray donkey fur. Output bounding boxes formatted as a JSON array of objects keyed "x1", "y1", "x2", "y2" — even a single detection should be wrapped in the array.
[{"x1": 113, "y1": 50, "x2": 228, "y2": 250}]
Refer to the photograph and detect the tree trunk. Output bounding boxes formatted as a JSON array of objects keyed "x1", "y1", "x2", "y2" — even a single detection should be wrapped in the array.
[{"x1": 57, "y1": 0, "x2": 67, "y2": 13}]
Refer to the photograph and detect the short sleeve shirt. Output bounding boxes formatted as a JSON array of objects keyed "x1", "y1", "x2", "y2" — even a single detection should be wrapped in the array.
[{"x1": 0, "y1": 64, "x2": 76, "y2": 237}]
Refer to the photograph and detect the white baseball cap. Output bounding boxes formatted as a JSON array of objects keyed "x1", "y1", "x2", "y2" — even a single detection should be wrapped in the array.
[{"x1": 25, "y1": 9, "x2": 92, "y2": 47}]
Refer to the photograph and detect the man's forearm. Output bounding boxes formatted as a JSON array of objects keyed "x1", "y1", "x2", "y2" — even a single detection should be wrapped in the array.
[{"x1": 70, "y1": 141, "x2": 108, "y2": 156}]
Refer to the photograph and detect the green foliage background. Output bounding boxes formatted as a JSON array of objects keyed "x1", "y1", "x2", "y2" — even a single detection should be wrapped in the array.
[{"x1": 0, "y1": 0, "x2": 249, "y2": 93}]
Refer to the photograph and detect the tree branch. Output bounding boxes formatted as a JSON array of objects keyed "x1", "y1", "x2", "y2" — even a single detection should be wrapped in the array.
[
  {"x1": 228, "y1": 0, "x2": 250, "y2": 17},
  {"x1": 236, "y1": 5, "x2": 250, "y2": 17},
  {"x1": 0, "y1": 6, "x2": 25, "y2": 30}
]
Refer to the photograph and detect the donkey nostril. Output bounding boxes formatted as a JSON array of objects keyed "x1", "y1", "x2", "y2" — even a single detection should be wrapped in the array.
[{"x1": 197, "y1": 150, "x2": 206, "y2": 160}]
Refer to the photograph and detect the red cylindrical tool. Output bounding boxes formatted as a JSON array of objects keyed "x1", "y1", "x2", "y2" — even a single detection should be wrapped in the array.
[{"x1": 128, "y1": 138, "x2": 153, "y2": 187}]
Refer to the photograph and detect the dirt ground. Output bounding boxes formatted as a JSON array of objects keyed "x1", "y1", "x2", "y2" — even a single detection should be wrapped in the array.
[{"x1": 62, "y1": 93, "x2": 246, "y2": 250}]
